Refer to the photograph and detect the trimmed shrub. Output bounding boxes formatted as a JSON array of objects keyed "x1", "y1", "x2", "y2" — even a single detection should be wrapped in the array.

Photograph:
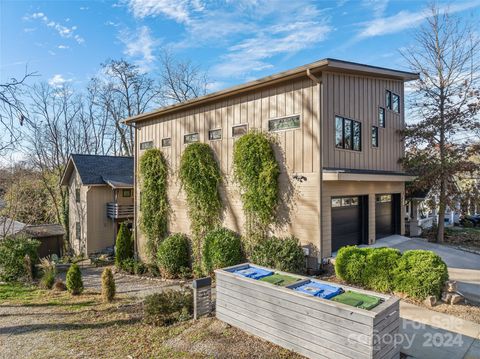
[
  {"x1": 144, "y1": 288, "x2": 193, "y2": 326},
  {"x1": 393, "y1": 250, "x2": 448, "y2": 300},
  {"x1": 39, "y1": 258, "x2": 57, "y2": 289},
  {"x1": 202, "y1": 228, "x2": 244, "y2": 274},
  {"x1": 251, "y1": 236, "x2": 305, "y2": 274},
  {"x1": 66, "y1": 263, "x2": 84, "y2": 295},
  {"x1": 364, "y1": 248, "x2": 401, "y2": 292},
  {"x1": 157, "y1": 233, "x2": 190, "y2": 278},
  {"x1": 0, "y1": 236, "x2": 40, "y2": 282},
  {"x1": 101, "y1": 267, "x2": 116, "y2": 302},
  {"x1": 115, "y1": 223, "x2": 133, "y2": 266},
  {"x1": 334, "y1": 246, "x2": 372, "y2": 286}
]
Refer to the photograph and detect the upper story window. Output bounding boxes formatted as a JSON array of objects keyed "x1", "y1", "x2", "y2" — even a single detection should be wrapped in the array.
[
  {"x1": 75, "y1": 188, "x2": 80, "y2": 203},
  {"x1": 209, "y1": 129, "x2": 222, "y2": 141},
  {"x1": 385, "y1": 90, "x2": 400, "y2": 113},
  {"x1": 184, "y1": 132, "x2": 199, "y2": 144},
  {"x1": 335, "y1": 116, "x2": 361, "y2": 151},
  {"x1": 379, "y1": 107, "x2": 385, "y2": 127},
  {"x1": 161, "y1": 138, "x2": 171, "y2": 147},
  {"x1": 140, "y1": 141, "x2": 153, "y2": 150},
  {"x1": 75, "y1": 222, "x2": 81, "y2": 239},
  {"x1": 122, "y1": 189, "x2": 132, "y2": 197},
  {"x1": 268, "y1": 115, "x2": 300, "y2": 132},
  {"x1": 372, "y1": 126, "x2": 379, "y2": 147},
  {"x1": 232, "y1": 124, "x2": 247, "y2": 137},
  {"x1": 376, "y1": 194, "x2": 392, "y2": 203}
]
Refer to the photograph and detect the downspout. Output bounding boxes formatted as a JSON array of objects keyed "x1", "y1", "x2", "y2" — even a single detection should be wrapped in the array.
[{"x1": 306, "y1": 69, "x2": 324, "y2": 269}]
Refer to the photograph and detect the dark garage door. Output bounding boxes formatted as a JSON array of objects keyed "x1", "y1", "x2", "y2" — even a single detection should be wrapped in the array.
[
  {"x1": 331, "y1": 196, "x2": 367, "y2": 252},
  {"x1": 375, "y1": 194, "x2": 400, "y2": 239}
]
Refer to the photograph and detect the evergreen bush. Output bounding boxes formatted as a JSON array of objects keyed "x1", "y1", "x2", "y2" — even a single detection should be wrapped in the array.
[
  {"x1": 66, "y1": 263, "x2": 83, "y2": 295},
  {"x1": 202, "y1": 228, "x2": 244, "y2": 274},
  {"x1": 144, "y1": 288, "x2": 193, "y2": 326},
  {"x1": 364, "y1": 248, "x2": 401, "y2": 292},
  {"x1": 393, "y1": 250, "x2": 448, "y2": 299},
  {"x1": 251, "y1": 236, "x2": 305, "y2": 274},
  {"x1": 157, "y1": 233, "x2": 190, "y2": 278},
  {"x1": 115, "y1": 223, "x2": 133, "y2": 267},
  {"x1": 101, "y1": 267, "x2": 116, "y2": 302},
  {"x1": 0, "y1": 236, "x2": 40, "y2": 282},
  {"x1": 139, "y1": 148, "x2": 170, "y2": 260},
  {"x1": 334, "y1": 246, "x2": 372, "y2": 286}
]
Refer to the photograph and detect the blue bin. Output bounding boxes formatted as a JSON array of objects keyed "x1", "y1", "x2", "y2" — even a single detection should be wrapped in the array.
[
  {"x1": 231, "y1": 266, "x2": 273, "y2": 280},
  {"x1": 294, "y1": 281, "x2": 343, "y2": 299}
]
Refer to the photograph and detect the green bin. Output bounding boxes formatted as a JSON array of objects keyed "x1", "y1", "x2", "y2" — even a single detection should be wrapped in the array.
[
  {"x1": 331, "y1": 291, "x2": 382, "y2": 310},
  {"x1": 259, "y1": 273, "x2": 300, "y2": 287}
]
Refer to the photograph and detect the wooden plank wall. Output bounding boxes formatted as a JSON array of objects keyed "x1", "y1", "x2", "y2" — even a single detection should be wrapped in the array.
[
  {"x1": 135, "y1": 78, "x2": 321, "y2": 260},
  {"x1": 322, "y1": 72, "x2": 404, "y2": 172},
  {"x1": 216, "y1": 266, "x2": 400, "y2": 359}
]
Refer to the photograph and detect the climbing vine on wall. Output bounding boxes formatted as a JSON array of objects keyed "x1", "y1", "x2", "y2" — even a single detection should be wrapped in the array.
[
  {"x1": 139, "y1": 148, "x2": 170, "y2": 261},
  {"x1": 232, "y1": 131, "x2": 280, "y2": 247},
  {"x1": 179, "y1": 143, "x2": 222, "y2": 267}
]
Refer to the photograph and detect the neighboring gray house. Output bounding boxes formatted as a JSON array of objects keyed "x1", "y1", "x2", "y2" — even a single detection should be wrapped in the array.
[{"x1": 60, "y1": 154, "x2": 134, "y2": 256}]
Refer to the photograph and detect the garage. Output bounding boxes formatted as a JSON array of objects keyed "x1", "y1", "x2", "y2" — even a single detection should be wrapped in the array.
[
  {"x1": 375, "y1": 194, "x2": 401, "y2": 239},
  {"x1": 331, "y1": 196, "x2": 368, "y2": 252}
]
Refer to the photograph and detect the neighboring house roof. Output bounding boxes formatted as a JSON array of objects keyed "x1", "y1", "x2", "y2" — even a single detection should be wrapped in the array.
[
  {"x1": 123, "y1": 58, "x2": 419, "y2": 125},
  {"x1": 0, "y1": 217, "x2": 26, "y2": 237},
  {"x1": 22, "y1": 224, "x2": 65, "y2": 238},
  {"x1": 60, "y1": 154, "x2": 133, "y2": 187}
]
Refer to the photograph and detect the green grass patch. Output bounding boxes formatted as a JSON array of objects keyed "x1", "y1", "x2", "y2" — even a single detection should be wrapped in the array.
[{"x1": 0, "y1": 283, "x2": 44, "y2": 302}]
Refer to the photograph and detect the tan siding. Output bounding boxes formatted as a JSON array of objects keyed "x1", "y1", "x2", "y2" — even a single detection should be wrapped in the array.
[
  {"x1": 68, "y1": 172, "x2": 87, "y2": 255},
  {"x1": 135, "y1": 78, "x2": 321, "y2": 261},
  {"x1": 322, "y1": 72, "x2": 404, "y2": 172},
  {"x1": 86, "y1": 186, "x2": 115, "y2": 253}
]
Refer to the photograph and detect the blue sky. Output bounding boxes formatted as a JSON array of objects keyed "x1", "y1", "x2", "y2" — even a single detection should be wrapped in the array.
[{"x1": 1, "y1": 0, "x2": 479, "y2": 91}]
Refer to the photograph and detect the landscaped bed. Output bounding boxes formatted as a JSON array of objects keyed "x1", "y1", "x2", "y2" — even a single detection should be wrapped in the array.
[{"x1": 216, "y1": 263, "x2": 401, "y2": 359}]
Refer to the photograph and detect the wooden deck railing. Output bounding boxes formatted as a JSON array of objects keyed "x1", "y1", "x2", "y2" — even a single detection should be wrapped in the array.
[{"x1": 106, "y1": 203, "x2": 134, "y2": 219}]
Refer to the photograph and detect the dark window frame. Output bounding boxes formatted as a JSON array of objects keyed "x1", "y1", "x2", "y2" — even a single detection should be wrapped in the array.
[
  {"x1": 161, "y1": 137, "x2": 171, "y2": 147},
  {"x1": 385, "y1": 90, "x2": 400, "y2": 113},
  {"x1": 184, "y1": 132, "x2": 199, "y2": 144},
  {"x1": 208, "y1": 128, "x2": 222, "y2": 141},
  {"x1": 232, "y1": 124, "x2": 248, "y2": 137},
  {"x1": 335, "y1": 115, "x2": 362, "y2": 152},
  {"x1": 140, "y1": 141, "x2": 153, "y2": 150},
  {"x1": 75, "y1": 222, "x2": 81, "y2": 239},
  {"x1": 75, "y1": 188, "x2": 80, "y2": 203},
  {"x1": 331, "y1": 196, "x2": 359, "y2": 208},
  {"x1": 379, "y1": 107, "x2": 385, "y2": 127},
  {"x1": 372, "y1": 126, "x2": 379, "y2": 147},
  {"x1": 268, "y1": 114, "x2": 301, "y2": 132},
  {"x1": 122, "y1": 189, "x2": 132, "y2": 197}
]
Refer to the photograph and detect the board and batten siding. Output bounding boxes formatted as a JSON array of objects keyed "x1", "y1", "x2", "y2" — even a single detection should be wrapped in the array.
[
  {"x1": 322, "y1": 72, "x2": 405, "y2": 172},
  {"x1": 86, "y1": 186, "x2": 116, "y2": 253},
  {"x1": 135, "y1": 78, "x2": 321, "y2": 261},
  {"x1": 68, "y1": 171, "x2": 87, "y2": 255}
]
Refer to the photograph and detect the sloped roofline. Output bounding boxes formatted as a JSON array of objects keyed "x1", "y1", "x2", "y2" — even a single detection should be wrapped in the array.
[{"x1": 123, "y1": 58, "x2": 419, "y2": 125}]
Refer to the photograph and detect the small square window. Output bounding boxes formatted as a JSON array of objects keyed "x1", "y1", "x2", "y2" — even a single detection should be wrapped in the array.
[
  {"x1": 209, "y1": 129, "x2": 222, "y2": 141},
  {"x1": 140, "y1": 141, "x2": 153, "y2": 150},
  {"x1": 232, "y1": 124, "x2": 247, "y2": 137},
  {"x1": 379, "y1": 107, "x2": 385, "y2": 127},
  {"x1": 331, "y1": 198, "x2": 342, "y2": 207},
  {"x1": 372, "y1": 126, "x2": 379, "y2": 147},
  {"x1": 122, "y1": 189, "x2": 132, "y2": 197},
  {"x1": 161, "y1": 138, "x2": 171, "y2": 147},
  {"x1": 75, "y1": 188, "x2": 80, "y2": 203},
  {"x1": 184, "y1": 132, "x2": 199, "y2": 144}
]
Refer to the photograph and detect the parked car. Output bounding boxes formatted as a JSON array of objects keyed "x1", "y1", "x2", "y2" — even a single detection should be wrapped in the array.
[{"x1": 459, "y1": 215, "x2": 480, "y2": 227}]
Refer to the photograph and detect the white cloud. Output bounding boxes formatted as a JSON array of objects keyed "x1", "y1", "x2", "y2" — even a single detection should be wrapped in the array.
[
  {"x1": 126, "y1": 0, "x2": 204, "y2": 23},
  {"x1": 58, "y1": 45, "x2": 69, "y2": 49},
  {"x1": 120, "y1": 26, "x2": 158, "y2": 72},
  {"x1": 361, "y1": 0, "x2": 388, "y2": 17},
  {"x1": 48, "y1": 74, "x2": 71, "y2": 87},
  {"x1": 357, "y1": 1, "x2": 480, "y2": 39},
  {"x1": 24, "y1": 11, "x2": 85, "y2": 44}
]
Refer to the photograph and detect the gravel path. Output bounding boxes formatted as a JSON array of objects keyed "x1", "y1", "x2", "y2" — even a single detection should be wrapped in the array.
[{"x1": 59, "y1": 265, "x2": 190, "y2": 298}]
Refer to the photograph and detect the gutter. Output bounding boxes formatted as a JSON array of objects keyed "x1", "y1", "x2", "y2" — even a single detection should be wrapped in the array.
[{"x1": 306, "y1": 69, "x2": 324, "y2": 269}]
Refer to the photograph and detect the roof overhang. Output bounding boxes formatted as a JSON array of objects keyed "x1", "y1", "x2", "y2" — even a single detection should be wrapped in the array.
[
  {"x1": 323, "y1": 171, "x2": 416, "y2": 182},
  {"x1": 59, "y1": 156, "x2": 77, "y2": 186},
  {"x1": 123, "y1": 58, "x2": 419, "y2": 125}
]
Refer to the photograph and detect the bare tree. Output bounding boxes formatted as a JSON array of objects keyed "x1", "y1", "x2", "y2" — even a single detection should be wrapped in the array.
[
  {"x1": 0, "y1": 70, "x2": 36, "y2": 154},
  {"x1": 402, "y1": 4, "x2": 480, "y2": 242},
  {"x1": 158, "y1": 51, "x2": 209, "y2": 105}
]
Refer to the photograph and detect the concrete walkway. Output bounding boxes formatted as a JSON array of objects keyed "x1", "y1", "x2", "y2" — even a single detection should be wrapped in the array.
[{"x1": 365, "y1": 235, "x2": 480, "y2": 304}]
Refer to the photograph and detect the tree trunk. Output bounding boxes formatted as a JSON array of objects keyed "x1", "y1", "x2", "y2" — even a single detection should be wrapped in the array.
[{"x1": 437, "y1": 182, "x2": 446, "y2": 243}]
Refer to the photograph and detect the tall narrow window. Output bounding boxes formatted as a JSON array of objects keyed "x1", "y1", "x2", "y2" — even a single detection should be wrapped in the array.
[
  {"x1": 334, "y1": 116, "x2": 361, "y2": 151},
  {"x1": 75, "y1": 222, "x2": 81, "y2": 239},
  {"x1": 75, "y1": 188, "x2": 80, "y2": 203},
  {"x1": 372, "y1": 126, "x2": 379, "y2": 147},
  {"x1": 385, "y1": 90, "x2": 392, "y2": 110},
  {"x1": 392, "y1": 93, "x2": 400, "y2": 113},
  {"x1": 379, "y1": 107, "x2": 385, "y2": 127}
]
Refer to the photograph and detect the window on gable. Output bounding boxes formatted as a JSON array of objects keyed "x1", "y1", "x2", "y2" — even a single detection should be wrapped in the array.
[
  {"x1": 184, "y1": 133, "x2": 199, "y2": 144},
  {"x1": 379, "y1": 107, "x2": 385, "y2": 127},
  {"x1": 75, "y1": 188, "x2": 80, "y2": 203},
  {"x1": 209, "y1": 129, "x2": 222, "y2": 141},
  {"x1": 335, "y1": 116, "x2": 361, "y2": 151},
  {"x1": 372, "y1": 126, "x2": 379, "y2": 147}
]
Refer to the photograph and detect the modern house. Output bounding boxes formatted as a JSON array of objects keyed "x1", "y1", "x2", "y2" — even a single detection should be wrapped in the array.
[
  {"x1": 124, "y1": 58, "x2": 418, "y2": 264},
  {"x1": 60, "y1": 154, "x2": 134, "y2": 255}
]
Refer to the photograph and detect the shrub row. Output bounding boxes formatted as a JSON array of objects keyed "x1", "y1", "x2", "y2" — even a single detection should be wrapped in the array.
[
  {"x1": 334, "y1": 246, "x2": 448, "y2": 299},
  {"x1": 250, "y1": 236, "x2": 305, "y2": 274}
]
